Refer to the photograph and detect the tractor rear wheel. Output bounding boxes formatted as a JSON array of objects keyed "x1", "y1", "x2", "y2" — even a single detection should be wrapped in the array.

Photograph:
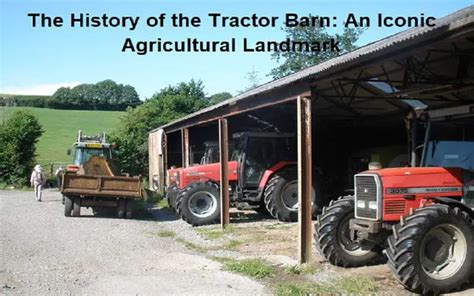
[
  {"x1": 166, "y1": 186, "x2": 179, "y2": 214},
  {"x1": 263, "y1": 169, "x2": 316, "y2": 222},
  {"x1": 64, "y1": 196, "x2": 73, "y2": 217},
  {"x1": 176, "y1": 182, "x2": 220, "y2": 226},
  {"x1": 386, "y1": 204, "x2": 473, "y2": 294},
  {"x1": 314, "y1": 196, "x2": 382, "y2": 267}
]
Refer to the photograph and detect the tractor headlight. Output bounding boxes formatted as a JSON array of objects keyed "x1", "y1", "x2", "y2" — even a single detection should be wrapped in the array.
[
  {"x1": 368, "y1": 201, "x2": 377, "y2": 210},
  {"x1": 357, "y1": 200, "x2": 365, "y2": 208}
]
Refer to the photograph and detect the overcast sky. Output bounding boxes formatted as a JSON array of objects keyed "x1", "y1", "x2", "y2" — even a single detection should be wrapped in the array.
[{"x1": 1, "y1": 0, "x2": 472, "y2": 99}]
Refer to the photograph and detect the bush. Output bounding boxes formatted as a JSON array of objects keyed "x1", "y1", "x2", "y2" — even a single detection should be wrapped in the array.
[
  {"x1": 0, "y1": 95, "x2": 50, "y2": 108},
  {"x1": 0, "y1": 110, "x2": 44, "y2": 185}
]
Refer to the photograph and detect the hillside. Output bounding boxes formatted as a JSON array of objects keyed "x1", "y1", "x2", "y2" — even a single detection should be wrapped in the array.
[
  {"x1": 0, "y1": 93, "x2": 51, "y2": 99},
  {"x1": 0, "y1": 107, "x2": 124, "y2": 171}
]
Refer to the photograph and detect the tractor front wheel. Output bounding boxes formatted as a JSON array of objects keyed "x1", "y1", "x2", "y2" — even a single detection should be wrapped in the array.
[
  {"x1": 166, "y1": 186, "x2": 179, "y2": 214},
  {"x1": 386, "y1": 204, "x2": 473, "y2": 294},
  {"x1": 176, "y1": 182, "x2": 220, "y2": 226},
  {"x1": 314, "y1": 196, "x2": 382, "y2": 267}
]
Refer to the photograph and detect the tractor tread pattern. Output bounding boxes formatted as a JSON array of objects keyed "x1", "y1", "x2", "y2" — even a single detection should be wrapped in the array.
[
  {"x1": 264, "y1": 173, "x2": 288, "y2": 221},
  {"x1": 263, "y1": 167, "x2": 320, "y2": 222},
  {"x1": 314, "y1": 195, "x2": 383, "y2": 267},
  {"x1": 386, "y1": 203, "x2": 473, "y2": 294}
]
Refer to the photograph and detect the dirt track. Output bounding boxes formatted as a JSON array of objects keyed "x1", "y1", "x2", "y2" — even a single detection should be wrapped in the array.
[
  {"x1": 0, "y1": 190, "x2": 266, "y2": 295},
  {"x1": 2, "y1": 189, "x2": 473, "y2": 295}
]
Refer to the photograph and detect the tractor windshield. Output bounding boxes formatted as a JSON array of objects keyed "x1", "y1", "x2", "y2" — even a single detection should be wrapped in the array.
[
  {"x1": 73, "y1": 147, "x2": 112, "y2": 165},
  {"x1": 200, "y1": 142, "x2": 236, "y2": 164},
  {"x1": 422, "y1": 116, "x2": 474, "y2": 171},
  {"x1": 243, "y1": 136, "x2": 295, "y2": 187},
  {"x1": 424, "y1": 141, "x2": 474, "y2": 171}
]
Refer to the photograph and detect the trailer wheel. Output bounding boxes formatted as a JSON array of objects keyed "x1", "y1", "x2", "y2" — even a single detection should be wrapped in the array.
[
  {"x1": 166, "y1": 186, "x2": 179, "y2": 214},
  {"x1": 64, "y1": 196, "x2": 73, "y2": 217},
  {"x1": 176, "y1": 182, "x2": 220, "y2": 226},
  {"x1": 72, "y1": 198, "x2": 81, "y2": 217},
  {"x1": 117, "y1": 199, "x2": 126, "y2": 218},
  {"x1": 263, "y1": 169, "x2": 316, "y2": 222},
  {"x1": 125, "y1": 200, "x2": 133, "y2": 219},
  {"x1": 314, "y1": 196, "x2": 382, "y2": 267},
  {"x1": 386, "y1": 204, "x2": 473, "y2": 294},
  {"x1": 92, "y1": 207, "x2": 100, "y2": 216}
]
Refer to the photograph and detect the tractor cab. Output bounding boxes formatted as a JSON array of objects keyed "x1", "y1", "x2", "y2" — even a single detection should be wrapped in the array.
[
  {"x1": 66, "y1": 130, "x2": 112, "y2": 172},
  {"x1": 422, "y1": 106, "x2": 474, "y2": 168},
  {"x1": 421, "y1": 106, "x2": 474, "y2": 207},
  {"x1": 232, "y1": 132, "x2": 295, "y2": 189}
]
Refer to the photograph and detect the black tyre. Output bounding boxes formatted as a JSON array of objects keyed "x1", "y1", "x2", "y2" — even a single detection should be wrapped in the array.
[
  {"x1": 386, "y1": 204, "x2": 473, "y2": 294},
  {"x1": 255, "y1": 202, "x2": 270, "y2": 216},
  {"x1": 263, "y1": 169, "x2": 317, "y2": 222},
  {"x1": 314, "y1": 196, "x2": 382, "y2": 267},
  {"x1": 92, "y1": 207, "x2": 100, "y2": 216},
  {"x1": 72, "y1": 198, "x2": 81, "y2": 217},
  {"x1": 117, "y1": 199, "x2": 126, "y2": 218},
  {"x1": 125, "y1": 200, "x2": 133, "y2": 219},
  {"x1": 166, "y1": 186, "x2": 179, "y2": 214},
  {"x1": 64, "y1": 196, "x2": 73, "y2": 217},
  {"x1": 176, "y1": 182, "x2": 220, "y2": 226}
]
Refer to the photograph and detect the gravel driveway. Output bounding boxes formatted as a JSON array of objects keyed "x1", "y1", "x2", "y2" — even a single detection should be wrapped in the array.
[{"x1": 0, "y1": 190, "x2": 266, "y2": 295}]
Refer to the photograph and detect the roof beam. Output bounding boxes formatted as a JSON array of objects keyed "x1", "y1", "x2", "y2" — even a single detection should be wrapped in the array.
[{"x1": 163, "y1": 81, "x2": 310, "y2": 133}]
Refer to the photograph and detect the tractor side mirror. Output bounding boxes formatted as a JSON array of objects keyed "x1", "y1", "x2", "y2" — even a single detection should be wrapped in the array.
[{"x1": 66, "y1": 149, "x2": 71, "y2": 155}]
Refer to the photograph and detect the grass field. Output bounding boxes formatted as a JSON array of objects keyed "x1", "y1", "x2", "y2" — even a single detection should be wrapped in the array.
[{"x1": 0, "y1": 107, "x2": 124, "y2": 172}]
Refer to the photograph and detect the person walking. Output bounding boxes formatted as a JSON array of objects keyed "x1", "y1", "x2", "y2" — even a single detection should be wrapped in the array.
[
  {"x1": 30, "y1": 165, "x2": 45, "y2": 202},
  {"x1": 55, "y1": 165, "x2": 65, "y2": 189}
]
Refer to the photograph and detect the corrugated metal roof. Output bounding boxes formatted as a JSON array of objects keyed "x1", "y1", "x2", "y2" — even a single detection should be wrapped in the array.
[{"x1": 153, "y1": 5, "x2": 474, "y2": 132}]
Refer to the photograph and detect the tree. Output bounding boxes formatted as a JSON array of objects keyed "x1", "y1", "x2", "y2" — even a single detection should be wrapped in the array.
[
  {"x1": 0, "y1": 110, "x2": 44, "y2": 185},
  {"x1": 110, "y1": 80, "x2": 210, "y2": 175},
  {"x1": 270, "y1": 20, "x2": 364, "y2": 79},
  {"x1": 236, "y1": 67, "x2": 263, "y2": 94},
  {"x1": 208, "y1": 92, "x2": 232, "y2": 105},
  {"x1": 243, "y1": 67, "x2": 261, "y2": 92},
  {"x1": 50, "y1": 80, "x2": 141, "y2": 110}
]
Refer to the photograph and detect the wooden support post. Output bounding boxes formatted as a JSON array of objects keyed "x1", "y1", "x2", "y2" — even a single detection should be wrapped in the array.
[
  {"x1": 219, "y1": 118, "x2": 230, "y2": 228},
  {"x1": 161, "y1": 132, "x2": 168, "y2": 195},
  {"x1": 297, "y1": 96, "x2": 313, "y2": 264},
  {"x1": 181, "y1": 128, "x2": 190, "y2": 168}
]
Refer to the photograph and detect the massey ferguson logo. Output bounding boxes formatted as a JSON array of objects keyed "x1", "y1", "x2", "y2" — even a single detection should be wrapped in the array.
[{"x1": 387, "y1": 187, "x2": 462, "y2": 194}]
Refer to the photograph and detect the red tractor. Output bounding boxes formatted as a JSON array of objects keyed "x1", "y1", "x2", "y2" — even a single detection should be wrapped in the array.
[
  {"x1": 315, "y1": 105, "x2": 474, "y2": 294},
  {"x1": 166, "y1": 132, "x2": 318, "y2": 226},
  {"x1": 166, "y1": 141, "x2": 225, "y2": 213}
]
